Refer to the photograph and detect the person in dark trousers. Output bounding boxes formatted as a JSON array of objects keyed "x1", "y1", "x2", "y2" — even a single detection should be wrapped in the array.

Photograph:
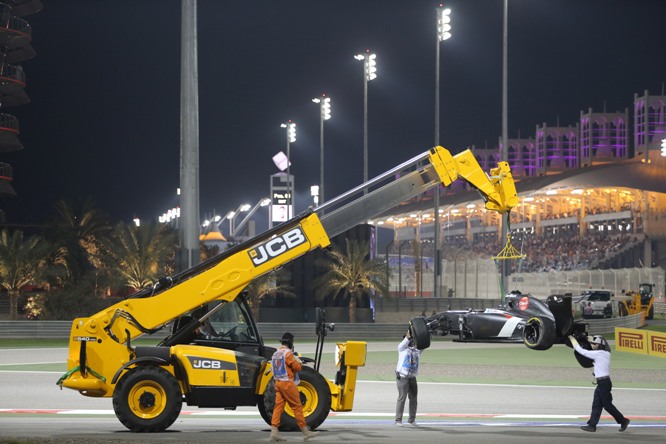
[
  {"x1": 394, "y1": 328, "x2": 421, "y2": 426},
  {"x1": 568, "y1": 334, "x2": 630, "y2": 433},
  {"x1": 269, "y1": 332, "x2": 320, "y2": 442}
]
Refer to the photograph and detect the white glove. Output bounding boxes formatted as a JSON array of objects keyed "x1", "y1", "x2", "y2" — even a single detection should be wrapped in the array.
[{"x1": 568, "y1": 335, "x2": 579, "y2": 348}]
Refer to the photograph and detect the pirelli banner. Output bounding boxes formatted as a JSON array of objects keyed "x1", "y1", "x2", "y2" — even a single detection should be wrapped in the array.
[{"x1": 615, "y1": 327, "x2": 666, "y2": 358}]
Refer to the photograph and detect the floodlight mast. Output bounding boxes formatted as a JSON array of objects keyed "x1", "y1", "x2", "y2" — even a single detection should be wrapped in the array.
[
  {"x1": 354, "y1": 50, "x2": 377, "y2": 193},
  {"x1": 280, "y1": 121, "x2": 296, "y2": 218},
  {"x1": 232, "y1": 198, "x2": 271, "y2": 238},
  {"x1": 312, "y1": 94, "x2": 331, "y2": 203},
  {"x1": 434, "y1": 4, "x2": 452, "y2": 298}
]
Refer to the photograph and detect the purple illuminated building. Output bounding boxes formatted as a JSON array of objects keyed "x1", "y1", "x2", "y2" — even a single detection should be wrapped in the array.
[
  {"x1": 634, "y1": 90, "x2": 666, "y2": 154},
  {"x1": 579, "y1": 107, "x2": 628, "y2": 167}
]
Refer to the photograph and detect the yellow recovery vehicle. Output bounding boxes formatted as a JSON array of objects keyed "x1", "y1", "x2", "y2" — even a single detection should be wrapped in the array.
[
  {"x1": 618, "y1": 283, "x2": 656, "y2": 319},
  {"x1": 57, "y1": 146, "x2": 518, "y2": 432}
]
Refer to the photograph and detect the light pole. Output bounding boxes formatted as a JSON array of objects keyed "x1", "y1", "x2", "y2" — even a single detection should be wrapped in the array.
[
  {"x1": 280, "y1": 121, "x2": 296, "y2": 217},
  {"x1": 434, "y1": 5, "x2": 452, "y2": 299},
  {"x1": 233, "y1": 197, "x2": 271, "y2": 238},
  {"x1": 224, "y1": 210, "x2": 235, "y2": 238},
  {"x1": 354, "y1": 50, "x2": 377, "y2": 192},
  {"x1": 500, "y1": 0, "x2": 509, "y2": 304},
  {"x1": 310, "y1": 185, "x2": 319, "y2": 206},
  {"x1": 312, "y1": 94, "x2": 331, "y2": 203},
  {"x1": 222, "y1": 204, "x2": 250, "y2": 239}
]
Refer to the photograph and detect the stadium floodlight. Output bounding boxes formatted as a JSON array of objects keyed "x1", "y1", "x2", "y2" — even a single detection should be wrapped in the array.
[
  {"x1": 437, "y1": 7, "x2": 452, "y2": 41},
  {"x1": 312, "y1": 94, "x2": 332, "y2": 203},
  {"x1": 280, "y1": 120, "x2": 296, "y2": 216},
  {"x1": 354, "y1": 50, "x2": 377, "y2": 189}
]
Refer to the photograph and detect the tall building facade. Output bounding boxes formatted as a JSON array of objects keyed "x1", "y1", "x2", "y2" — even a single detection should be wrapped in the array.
[
  {"x1": 579, "y1": 107, "x2": 629, "y2": 167},
  {"x1": 634, "y1": 90, "x2": 666, "y2": 154}
]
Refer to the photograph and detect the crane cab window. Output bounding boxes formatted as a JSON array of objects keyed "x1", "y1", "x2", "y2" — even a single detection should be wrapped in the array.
[{"x1": 205, "y1": 300, "x2": 258, "y2": 343}]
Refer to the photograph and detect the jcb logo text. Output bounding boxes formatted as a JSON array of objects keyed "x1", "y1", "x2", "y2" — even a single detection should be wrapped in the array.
[
  {"x1": 192, "y1": 359, "x2": 222, "y2": 369},
  {"x1": 248, "y1": 227, "x2": 307, "y2": 266}
]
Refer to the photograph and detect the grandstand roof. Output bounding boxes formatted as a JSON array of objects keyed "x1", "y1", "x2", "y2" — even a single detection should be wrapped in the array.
[
  {"x1": 515, "y1": 153, "x2": 666, "y2": 196},
  {"x1": 382, "y1": 152, "x2": 666, "y2": 217}
]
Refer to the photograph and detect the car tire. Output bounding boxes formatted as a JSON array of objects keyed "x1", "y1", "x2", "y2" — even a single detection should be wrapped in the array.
[
  {"x1": 409, "y1": 317, "x2": 431, "y2": 350},
  {"x1": 573, "y1": 337, "x2": 594, "y2": 368},
  {"x1": 523, "y1": 316, "x2": 556, "y2": 351}
]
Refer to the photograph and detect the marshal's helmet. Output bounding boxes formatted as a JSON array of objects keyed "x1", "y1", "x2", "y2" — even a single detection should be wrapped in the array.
[
  {"x1": 280, "y1": 332, "x2": 294, "y2": 349},
  {"x1": 591, "y1": 335, "x2": 604, "y2": 345}
]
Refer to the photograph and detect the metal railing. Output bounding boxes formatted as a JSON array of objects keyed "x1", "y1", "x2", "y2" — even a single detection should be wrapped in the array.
[
  {"x1": 0, "y1": 321, "x2": 409, "y2": 341},
  {"x1": 0, "y1": 312, "x2": 654, "y2": 340}
]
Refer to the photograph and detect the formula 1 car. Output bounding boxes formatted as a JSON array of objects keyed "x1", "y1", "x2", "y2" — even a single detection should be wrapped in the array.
[{"x1": 416, "y1": 292, "x2": 587, "y2": 351}]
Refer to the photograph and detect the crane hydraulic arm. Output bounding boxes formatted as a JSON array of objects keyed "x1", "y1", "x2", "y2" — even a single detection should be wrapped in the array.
[{"x1": 59, "y1": 145, "x2": 517, "y2": 398}]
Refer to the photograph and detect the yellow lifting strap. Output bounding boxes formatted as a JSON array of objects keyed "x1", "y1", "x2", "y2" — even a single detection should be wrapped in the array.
[{"x1": 493, "y1": 233, "x2": 526, "y2": 261}]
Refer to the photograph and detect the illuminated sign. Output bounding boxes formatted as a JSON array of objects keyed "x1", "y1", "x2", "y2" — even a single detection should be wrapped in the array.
[{"x1": 272, "y1": 191, "x2": 292, "y2": 223}]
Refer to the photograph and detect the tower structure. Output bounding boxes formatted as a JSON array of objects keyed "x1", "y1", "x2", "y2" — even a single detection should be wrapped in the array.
[
  {"x1": 579, "y1": 107, "x2": 629, "y2": 167},
  {"x1": 0, "y1": 0, "x2": 42, "y2": 222},
  {"x1": 633, "y1": 90, "x2": 666, "y2": 156}
]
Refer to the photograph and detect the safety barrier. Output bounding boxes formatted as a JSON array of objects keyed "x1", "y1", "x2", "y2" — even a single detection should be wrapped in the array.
[
  {"x1": 0, "y1": 312, "x2": 652, "y2": 340},
  {"x1": 0, "y1": 321, "x2": 409, "y2": 341},
  {"x1": 581, "y1": 312, "x2": 644, "y2": 335}
]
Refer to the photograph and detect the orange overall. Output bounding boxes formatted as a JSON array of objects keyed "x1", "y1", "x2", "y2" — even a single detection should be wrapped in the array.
[{"x1": 271, "y1": 346, "x2": 306, "y2": 429}]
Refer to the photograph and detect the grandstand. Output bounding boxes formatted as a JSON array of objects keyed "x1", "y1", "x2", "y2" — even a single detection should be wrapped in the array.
[{"x1": 374, "y1": 90, "x2": 666, "y2": 301}]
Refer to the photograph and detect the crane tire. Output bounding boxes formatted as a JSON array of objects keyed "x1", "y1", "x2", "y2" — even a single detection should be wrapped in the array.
[
  {"x1": 259, "y1": 366, "x2": 331, "y2": 431},
  {"x1": 113, "y1": 365, "x2": 182, "y2": 432}
]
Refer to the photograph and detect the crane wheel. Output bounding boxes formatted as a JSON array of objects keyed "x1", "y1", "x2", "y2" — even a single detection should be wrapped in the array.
[
  {"x1": 113, "y1": 365, "x2": 182, "y2": 432},
  {"x1": 259, "y1": 366, "x2": 331, "y2": 431},
  {"x1": 523, "y1": 316, "x2": 556, "y2": 351}
]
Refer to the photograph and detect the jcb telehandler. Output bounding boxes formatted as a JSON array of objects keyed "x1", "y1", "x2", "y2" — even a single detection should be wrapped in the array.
[
  {"x1": 618, "y1": 283, "x2": 656, "y2": 319},
  {"x1": 57, "y1": 146, "x2": 518, "y2": 432}
]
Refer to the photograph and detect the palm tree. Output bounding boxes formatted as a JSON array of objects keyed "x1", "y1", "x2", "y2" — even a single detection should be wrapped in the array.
[
  {"x1": 0, "y1": 230, "x2": 61, "y2": 320},
  {"x1": 48, "y1": 198, "x2": 112, "y2": 286},
  {"x1": 100, "y1": 222, "x2": 178, "y2": 291},
  {"x1": 243, "y1": 268, "x2": 295, "y2": 321},
  {"x1": 315, "y1": 239, "x2": 388, "y2": 323}
]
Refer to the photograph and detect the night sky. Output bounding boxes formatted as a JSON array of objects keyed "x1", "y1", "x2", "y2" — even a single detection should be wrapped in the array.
[{"x1": 4, "y1": 0, "x2": 666, "y2": 227}]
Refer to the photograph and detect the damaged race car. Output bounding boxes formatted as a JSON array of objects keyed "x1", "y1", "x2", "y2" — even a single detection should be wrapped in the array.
[{"x1": 414, "y1": 293, "x2": 588, "y2": 351}]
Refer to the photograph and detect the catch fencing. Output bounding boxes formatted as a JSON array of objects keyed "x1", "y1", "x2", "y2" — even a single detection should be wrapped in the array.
[{"x1": 387, "y1": 254, "x2": 665, "y2": 301}]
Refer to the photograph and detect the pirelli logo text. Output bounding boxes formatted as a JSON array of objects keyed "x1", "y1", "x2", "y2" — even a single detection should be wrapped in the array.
[
  {"x1": 650, "y1": 333, "x2": 666, "y2": 358},
  {"x1": 247, "y1": 227, "x2": 307, "y2": 267},
  {"x1": 618, "y1": 331, "x2": 645, "y2": 350}
]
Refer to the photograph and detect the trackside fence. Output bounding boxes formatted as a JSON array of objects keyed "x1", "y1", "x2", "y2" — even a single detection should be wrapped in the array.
[{"x1": 0, "y1": 321, "x2": 408, "y2": 341}]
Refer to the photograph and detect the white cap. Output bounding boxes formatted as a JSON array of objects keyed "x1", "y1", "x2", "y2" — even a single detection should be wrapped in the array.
[{"x1": 591, "y1": 335, "x2": 604, "y2": 345}]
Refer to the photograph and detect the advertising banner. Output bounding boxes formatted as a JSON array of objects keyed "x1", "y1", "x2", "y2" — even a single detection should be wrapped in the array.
[
  {"x1": 614, "y1": 327, "x2": 648, "y2": 355},
  {"x1": 648, "y1": 330, "x2": 666, "y2": 358},
  {"x1": 615, "y1": 327, "x2": 666, "y2": 358}
]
